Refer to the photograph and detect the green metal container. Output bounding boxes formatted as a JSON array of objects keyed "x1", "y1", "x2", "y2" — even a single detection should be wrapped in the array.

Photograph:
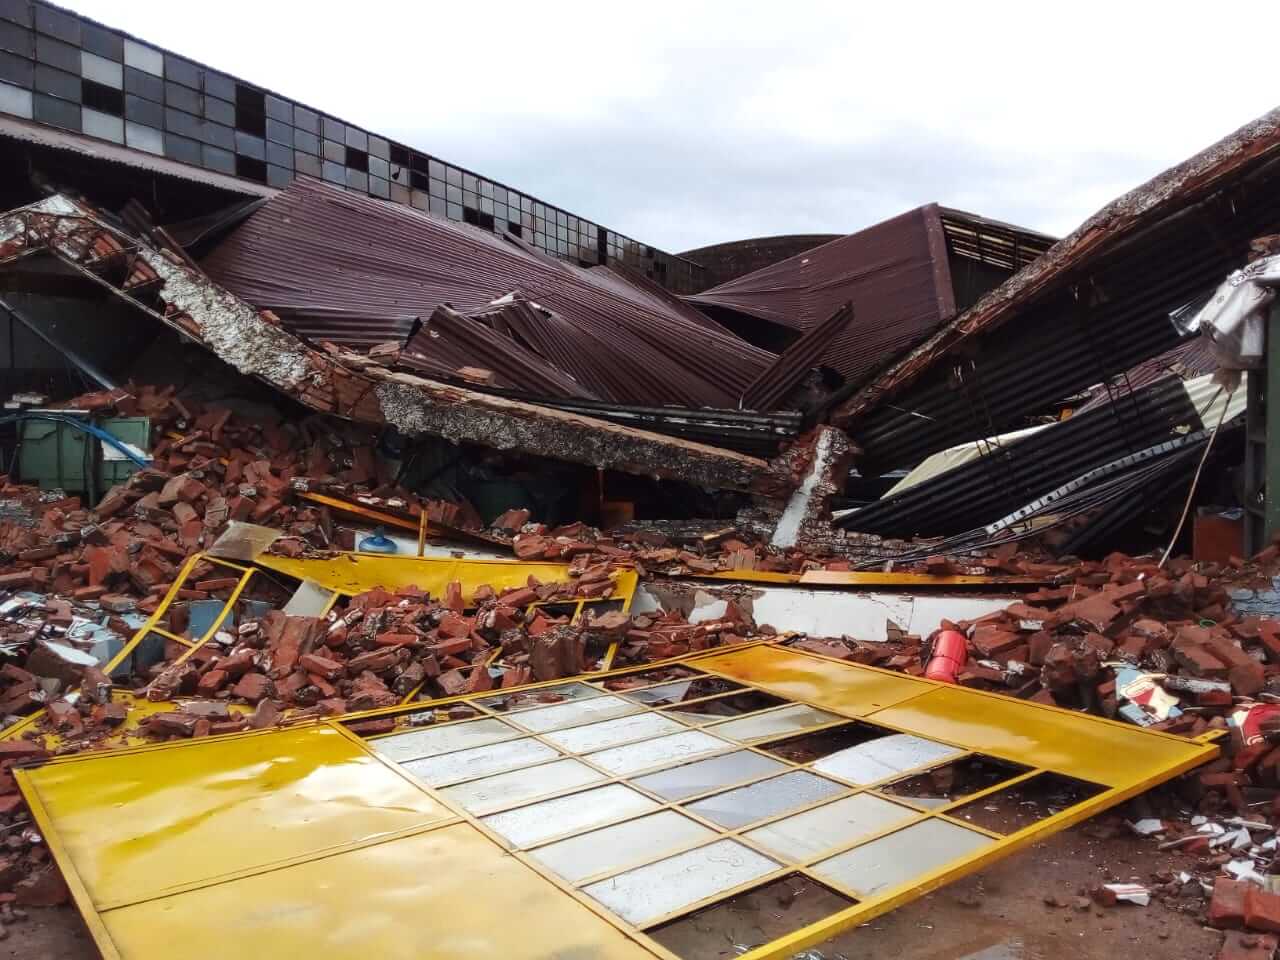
[{"x1": 17, "y1": 415, "x2": 150, "y2": 497}]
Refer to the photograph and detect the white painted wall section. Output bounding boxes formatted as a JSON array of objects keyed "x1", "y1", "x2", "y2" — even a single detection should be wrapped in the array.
[{"x1": 636, "y1": 584, "x2": 1012, "y2": 641}]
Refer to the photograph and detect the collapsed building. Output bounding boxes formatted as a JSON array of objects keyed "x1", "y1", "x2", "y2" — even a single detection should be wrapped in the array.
[{"x1": 0, "y1": 3, "x2": 1276, "y2": 959}]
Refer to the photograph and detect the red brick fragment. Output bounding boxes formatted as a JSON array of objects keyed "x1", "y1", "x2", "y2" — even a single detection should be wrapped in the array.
[
  {"x1": 1213, "y1": 879, "x2": 1249, "y2": 930},
  {"x1": 1246, "y1": 888, "x2": 1280, "y2": 934},
  {"x1": 14, "y1": 866, "x2": 69, "y2": 907},
  {"x1": 232, "y1": 673, "x2": 272, "y2": 703},
  {"x1": 298, "y1": 653, "x2": 345, "y2": 680}
]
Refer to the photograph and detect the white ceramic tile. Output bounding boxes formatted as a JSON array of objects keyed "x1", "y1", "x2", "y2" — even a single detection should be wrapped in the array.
[
  {"x1": 584, "y1": 839, "x2": 778, "y2": 925},
  {"x1": 684, "y1": 771, "x2": 845, "y2": 829},
  {"x1": 401, "y1": 737, "x2": 559, "y2": 787},
  {"x1": 745, "y1": 794, "x2": 919, "y2": 861},
  {"x1": 372, "y1": 717, "x2": 519, "y2": 763},
  {"x1": 620, "y1": 678, "x2": 741, "y2": 705},
  {"x1": 440, "y1": 758, "x2": 605, "y2": 815},
  {"x1": 660, "y1": 692, "x2": 782, "y2": 725},
  {"x1": 587, "y1": 730, "x2": 729, "y2": 776},
  {"x1": 530, "y1": 810, "x2": 715, "y2": 883},
  {"x1": 507, "y1": 694, "x2": 643, "y2": 733},
  {"x1": 620, "y1": 679, "x2": 703, "y2": 704},
  {"x1": 811, "y1": 734, "x2": 964, "y2": 785},
  {"x1": 544, "y1": 712, "x2": 686, "y2": 754},
  {"x1": 481, "y1": 783, "x2": 659, "y2": 848},
  {"x1": 632, "y1": 751, "x2": 789, "y2": 801},
  {"x1": 476, "y1": 681, "x2": 604, "y2": 714}
]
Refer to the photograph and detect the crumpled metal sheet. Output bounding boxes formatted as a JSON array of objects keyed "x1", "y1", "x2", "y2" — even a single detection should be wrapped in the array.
[
  {"x1": 201, "y1": 178, "x2": 776, "y2": 408},
  {"x1": 1179, "y1": 253, "x2": 1280, "y2": 369}
]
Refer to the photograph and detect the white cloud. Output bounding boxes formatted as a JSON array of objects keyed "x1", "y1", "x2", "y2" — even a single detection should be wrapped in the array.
[{"x1": 60, "y1": 0, "x2": 1280, "y2": 250}]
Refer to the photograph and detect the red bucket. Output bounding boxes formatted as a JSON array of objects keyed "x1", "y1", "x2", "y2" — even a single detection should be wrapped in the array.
[{"x1": 925, "y1": 630, "x2": 967, "y2": 684}]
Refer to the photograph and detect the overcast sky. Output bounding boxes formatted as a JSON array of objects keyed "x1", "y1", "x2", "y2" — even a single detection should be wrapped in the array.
[{"x1": 58, "y1": 1, "x2": 1280, "y2": 253}]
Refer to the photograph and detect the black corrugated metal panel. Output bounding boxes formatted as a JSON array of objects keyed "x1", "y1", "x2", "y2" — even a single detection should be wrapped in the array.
[
  {"x1": 1077, "y1": 335, "x2": 1217, "y2": 412},
  {"x1": 851, "y1": 438, "x2": 1213, "y2": 568},
  {"x1": 201, "y1": 178, "x2": 776, "y2": 408},
  {"x1": 834, "y1": 106, "x2": 1280, "y2": 444},
  {"x1": 511, "y1": 396, "x2": 804, "y2": 458},
  {"x1": 844, "y1": 171, "x2": 1280, "y2": 473},
  {"x1": 840, "y1": 375, "x2": 1215, "y2": 538},
  {"x1": 685, "y1": 206, "x2": 953, "y2": 377}
]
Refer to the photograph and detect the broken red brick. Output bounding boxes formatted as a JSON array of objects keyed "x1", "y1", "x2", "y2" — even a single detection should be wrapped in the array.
[
  {"x1": 13, "y1": 866, "x2": 68, "y2": 907},
  {"x1": 1212, "y1": 879, "x2": 1249, "y2": 930},
  {"x1": 232, "y1": 673, "x2": 272, "y2": 703}
]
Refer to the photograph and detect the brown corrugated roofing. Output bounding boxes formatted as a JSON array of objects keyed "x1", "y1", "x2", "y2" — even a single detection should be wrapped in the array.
[
  {"x1": 201, "y1": 178, "x2": 775, "y2": 408},
  {"x1": 684, "y1": 205, "x2": 958, "y2": 386},
  {"x1": 738, "y1": 303, "x2": 854, "y2": 411},
  {"x1": 1077, "y1": 336, "x2": 1217, "y2": 412},
  {"x1": 684, "y1": 207, "x2": 1054, "y2": 393},
  {"x1": 401, "y1": 300, "x2": 599, "y2": 400}
]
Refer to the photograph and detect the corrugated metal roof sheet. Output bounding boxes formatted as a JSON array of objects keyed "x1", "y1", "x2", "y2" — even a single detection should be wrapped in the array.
[
  {"x1": 201, "y1": 178, "x2": 775, "y2": 408},
  {"x1": 686, "y1": 205, "x2": 951, "y2": 341},
  {"x1": 684, "y1": 204, "x2": 1050, "y2": 389},
  {"x1": 841, "y1": 372, "x2": 1241, "y2": 538},
  {"x1": 836, "y1": 109, "x2": 1280, "y2": 475},
  {"x1": 834, "y1": 106, "x2": 1280, "y2": 431},
  {"x1": 268, "y1": 308, "x2": 419, "y2": 352},
  {"x1": 738, "y1": 303, "x2": 854, "y2": 411},
  {"x1": 1079, "y1": 336, "x2": 1218, "y2": 411},
  {"x1": 401, "y1": 300, "x2": 598, "y2": 400}
]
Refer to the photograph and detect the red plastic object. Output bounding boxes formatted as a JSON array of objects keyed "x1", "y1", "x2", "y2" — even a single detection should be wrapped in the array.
[{"x1": 925, "y1": 630, "x2": 967, "y2": 684}]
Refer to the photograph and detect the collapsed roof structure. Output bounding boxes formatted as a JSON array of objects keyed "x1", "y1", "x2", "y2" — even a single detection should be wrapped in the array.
[
  {"x1": 687, "y1": 205, "x2": 1053, "y2": 387},
  {"x1": 199, "y1": 179, "x2": 776, "y2": 408},
  {"x1": 0, "y1": 193, "x2": 788, "y2": 497},
  {"x1": 3, "y1": 3, "x2": 1280, "y2": 959},
  {"x1": 834, "y1": 107, "x2": 1280, "y2": 475}
]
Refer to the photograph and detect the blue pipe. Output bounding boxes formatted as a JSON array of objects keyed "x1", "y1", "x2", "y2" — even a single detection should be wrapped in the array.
[{"x1": 1, "y1": 413, "x2": 150, "y2": 468}]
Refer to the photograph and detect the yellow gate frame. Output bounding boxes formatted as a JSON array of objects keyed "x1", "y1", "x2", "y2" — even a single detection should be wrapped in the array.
[
  {"x1": 15, "y1": 640, "x2": 1216, "y2": 960},
  {"x1": 6, "y1": 550, "x2": 639, "y2": 749}
]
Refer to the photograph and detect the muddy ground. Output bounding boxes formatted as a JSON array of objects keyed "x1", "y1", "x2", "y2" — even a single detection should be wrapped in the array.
[
  {"x1": 7, "y1": 819, "x2": 1225, "y2": 959},
  {"x1": 643, "y1": 817, "x2": 1224, "y2": 960}
]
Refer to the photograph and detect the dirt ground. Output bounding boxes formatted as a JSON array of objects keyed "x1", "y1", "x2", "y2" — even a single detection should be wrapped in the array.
[
  {"x1": 4, "y1": 819, "x2": 1226, "y2": 960},
  {"x1": 647, "y1": 819, "x2": 1224, "y2": 960}
]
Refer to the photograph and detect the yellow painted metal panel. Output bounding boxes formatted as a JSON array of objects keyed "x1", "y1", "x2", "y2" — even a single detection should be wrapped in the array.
[
  {"x1": 21, "y1": 725, "x2": 453, "y2": 909},
  {"x1": 797, "y1": 570, "x2": 1045, "y2": 588},
  {"x1": 693, "y1": 645, "x2": 932, "y2": 716},
  {"x1": 100, "y1": 824, "x2": 658, "y2": 960},
  {"x1": 692, "y1": 570, "x2": 1046, "y2": 588},
  {"x1": 20, "y1": 643, "x2": 1217, "y2": 960},
  {"x1": 866, "y1": 686, "x2": 1211, "y2": 787},
  {"x1": 254, "y1": 550, "x2": 639, "y2": 608}
]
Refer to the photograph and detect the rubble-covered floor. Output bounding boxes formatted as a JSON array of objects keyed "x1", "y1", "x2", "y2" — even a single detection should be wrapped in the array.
[
  {"x1": 0, "y1": 92, "x2": 1278, "y2": 960},
  {"x1": 0, "y1": 375, "x2": 1273, "y2": 956},
  {"x1": 0, "y1": 817, "x2": 1225, "y2": 960}
]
